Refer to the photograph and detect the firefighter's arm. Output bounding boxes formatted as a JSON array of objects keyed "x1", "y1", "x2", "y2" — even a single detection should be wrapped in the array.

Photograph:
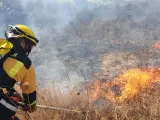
[{"x1": 20, "y1": 65, "x2": 37, "y2": 112}]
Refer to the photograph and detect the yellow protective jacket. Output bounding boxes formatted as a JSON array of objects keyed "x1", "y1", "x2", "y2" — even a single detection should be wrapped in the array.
[{"x1": 0, "y1": 38, "x2": 36, "y2": 112}]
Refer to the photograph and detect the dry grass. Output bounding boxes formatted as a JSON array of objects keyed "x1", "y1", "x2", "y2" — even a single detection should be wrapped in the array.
[
  {"x1": 16, "y1": 82, "x2": 160, "y2": 120},
  {"x1": 16, "y1": 52, "x2": 160, "y2": 120}
]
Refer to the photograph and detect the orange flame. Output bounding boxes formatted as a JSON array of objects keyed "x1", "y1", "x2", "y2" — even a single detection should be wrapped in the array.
[
  {"x1": 118, "y1": 68, "x2": 153, "y2": 101},
  {"x1": 88, "y1": 67, "x2": 160, "y2": 103}
]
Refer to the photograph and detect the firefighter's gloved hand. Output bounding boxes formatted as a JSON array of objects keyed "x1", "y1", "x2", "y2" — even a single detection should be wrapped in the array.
[
  {"x1": 23, "y1": 104, "x2": 30, "y2": 112},
  {"x1": 23, "y1": 104, "x2": 37, "y2": 113}
]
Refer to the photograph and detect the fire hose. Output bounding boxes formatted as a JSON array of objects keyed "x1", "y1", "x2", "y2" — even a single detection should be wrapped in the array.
[
  {"x1": 36, "y1": 104, "x2": 81, "y2": 113},
  {"x1": 18, "y1": 102, "x2": 81, "y2": 113},
  {"x1": 16, "y1": 102, "x2": 82, "y2": 120}
]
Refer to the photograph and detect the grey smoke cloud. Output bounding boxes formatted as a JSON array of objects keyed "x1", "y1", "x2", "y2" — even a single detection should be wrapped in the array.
[
  {"x1": 0, "y1": 0, "x2": 99, "y2": 91},
  {"x1": 17, "y1": 0, "x2": 93, "y2": 90},
  {"x1": 1, "y1": 0, "x2": 160, "y2": 91}
]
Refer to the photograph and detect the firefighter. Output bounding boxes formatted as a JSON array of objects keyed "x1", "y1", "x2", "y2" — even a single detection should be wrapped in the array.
[{"x1": 0, "y1": 24, "x2": 39, "y2": 120}]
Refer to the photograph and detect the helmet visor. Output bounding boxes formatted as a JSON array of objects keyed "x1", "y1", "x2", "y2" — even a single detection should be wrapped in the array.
[
  {"x1": 7, "y1": 25, "x2": 23, "y2": 35},
  {"x1": 6, "y1": 25, "x2": 39, "y2": 44}
]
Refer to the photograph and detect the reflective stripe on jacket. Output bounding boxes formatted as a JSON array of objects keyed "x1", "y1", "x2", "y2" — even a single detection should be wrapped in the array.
[{"x1": 0, "y1": 99, "x2": 17, "y2": 112}]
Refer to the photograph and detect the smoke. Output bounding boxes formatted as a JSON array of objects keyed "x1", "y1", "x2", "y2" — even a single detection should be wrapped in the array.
[
  {"x1": 17, "y1": 0, "x2": 96, "y2": 91},
  {"x1": 1, "y1": 0, "x2": 160, "y2": 92},
  {"x1": 15, "y1": 0, "x2": 118, "y2": 91}
]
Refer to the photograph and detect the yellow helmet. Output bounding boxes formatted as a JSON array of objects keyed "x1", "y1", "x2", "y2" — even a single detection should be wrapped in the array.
[{"x1": 5, "y1": 24, "x2": 39, "y2": 46}]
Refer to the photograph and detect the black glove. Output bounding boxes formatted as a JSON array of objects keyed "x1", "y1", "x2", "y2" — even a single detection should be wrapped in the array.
[{"x1": 23, "y1": 104, "x2": 30, "y2": 112}]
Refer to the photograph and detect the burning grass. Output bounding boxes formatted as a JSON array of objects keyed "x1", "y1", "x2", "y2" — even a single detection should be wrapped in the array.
[
  {"x1": 15, "y1": 51, "x2": 160, "y2": 120},
  {"x1": 16, "y1": 66, "x2": 160, "y2": 120},
  {"x1": 16, "y1": 84, "x2": 160, "y2": 120}
]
